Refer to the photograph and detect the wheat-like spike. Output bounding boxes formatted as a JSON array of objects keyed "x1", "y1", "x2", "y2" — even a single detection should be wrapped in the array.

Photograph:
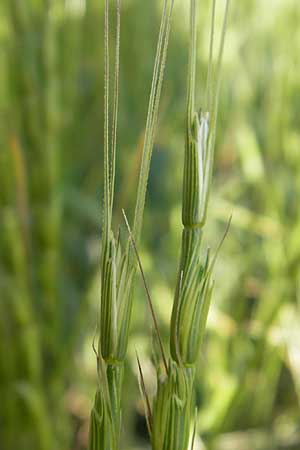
[
  {"x1": 151, "y1": 1, "x2": 231, "y2": 448},
  {"x1": 90, "y1": 0, "x2": 174, "y2": 447}
]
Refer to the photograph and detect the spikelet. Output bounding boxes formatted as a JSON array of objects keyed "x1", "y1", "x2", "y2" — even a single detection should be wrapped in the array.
[{"x1": 170, "y1": 0, "x2": 230, "y2": 366}]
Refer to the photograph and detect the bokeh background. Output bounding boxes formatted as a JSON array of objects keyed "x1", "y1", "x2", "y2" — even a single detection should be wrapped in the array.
[{"x1": 1, "y1": 0, "x2": 300, "y2": 449}]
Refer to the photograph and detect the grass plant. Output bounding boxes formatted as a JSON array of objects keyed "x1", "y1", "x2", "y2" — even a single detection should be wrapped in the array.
[
  {"x1": 1, "y1": 1, "x2": 300, "y2": 449},
  {"x1": 130, "y1": 1, "x2": 230, "y2": 448},
  {"x1": 87, "y1": 1, "x2": 174, "y2": 449}
]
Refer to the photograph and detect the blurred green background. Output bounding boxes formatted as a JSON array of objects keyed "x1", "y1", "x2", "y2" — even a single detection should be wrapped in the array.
[{"x1": 1, "y1": 0, "x2": 300, "y2": 449}]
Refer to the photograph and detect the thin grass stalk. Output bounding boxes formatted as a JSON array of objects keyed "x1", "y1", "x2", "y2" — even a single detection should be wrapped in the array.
[
  {"x1": 37, "y1": 0, "x2": 67, "y2": 442},
  {"x1": 8, "y1": 0, "x2": 61, "y2": 369},
  {"x1": 0, "y1": 7, "x2": 53, "y2": 441},
  {"x1": 0, "y1": 309, "x2": 18, "y2": 449},
  {"x1": 8, "y1": 0, "x2": 43, "y2": 164},
  {"x1": 37, "y1": 11, "x2": 66, "y2": 424},
  {"x1": 0, "y1": 138, "x2": 53, "y2": 450},
  {"x1": 3, "y1": 1, "x2": 65, "y2": 447}
]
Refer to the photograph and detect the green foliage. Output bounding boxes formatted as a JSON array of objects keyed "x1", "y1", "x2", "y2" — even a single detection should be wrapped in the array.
[{"x1": 1, "y1": 0, "x2": 300, "y2": 449}]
